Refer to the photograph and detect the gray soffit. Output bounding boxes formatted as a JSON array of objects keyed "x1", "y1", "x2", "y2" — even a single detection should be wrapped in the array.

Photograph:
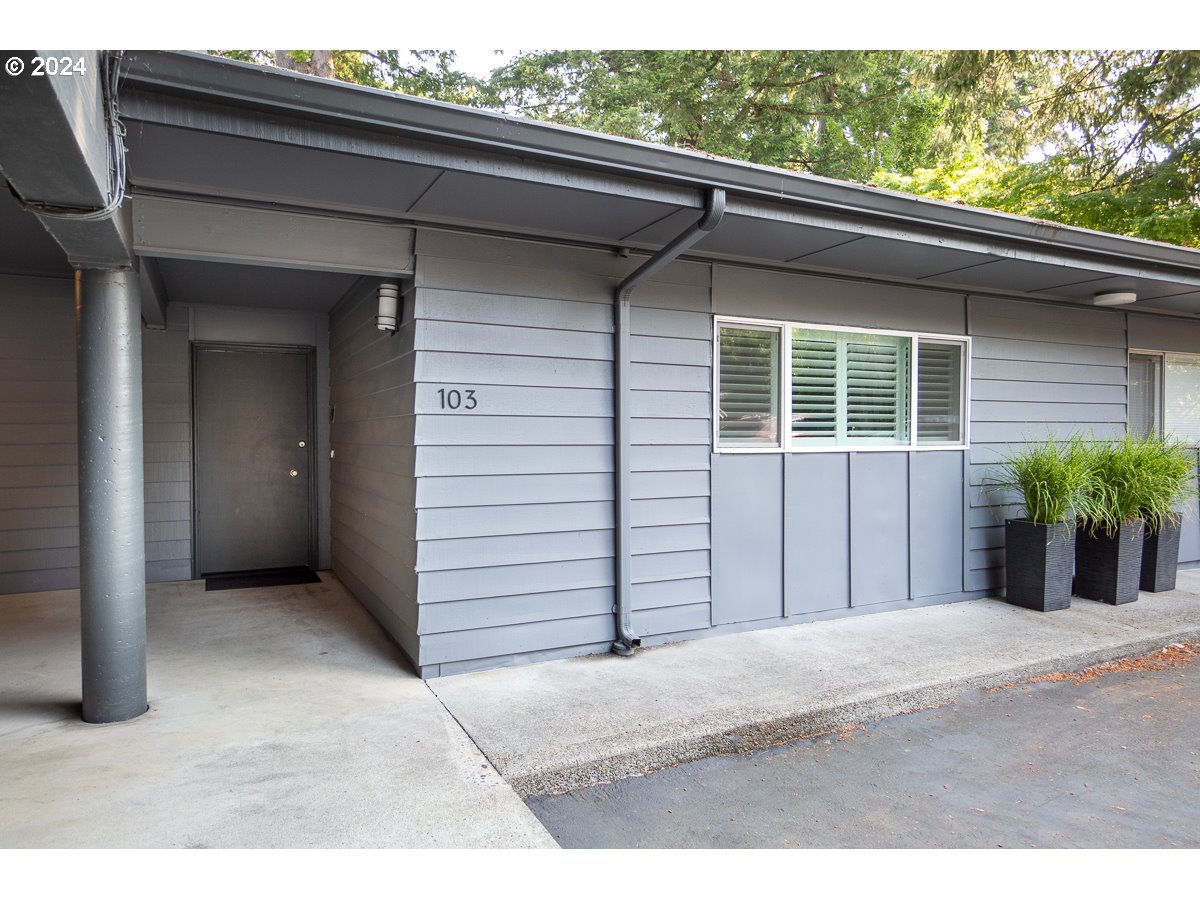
[
  {"x1": 0, "y1": 182, "x2": 72, "y2": 277},
  {"x1": 0, "y1": 50, "x2": 132, "y2": 267},
  {"x1": 152, "y1": 257, "x2": 359, "y2": 312},
  {"x1": 114, "y1": 51, "x2": 1200, "y2": 310},
  {"x1": 131, "y1": 194, "x2": 416, "y2": 276}
]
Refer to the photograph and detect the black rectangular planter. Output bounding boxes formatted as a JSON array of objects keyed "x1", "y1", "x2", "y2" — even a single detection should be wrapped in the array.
[
  {"x1": 1075, "y1": 519, "x2": 1144, "y2": 605},
  {"x1": 1004, "y1": 519, "x2": 1074, "y2": 612},
  {"x1": 1141, "y1": 518, "x2": 1181, "y2": 593}
]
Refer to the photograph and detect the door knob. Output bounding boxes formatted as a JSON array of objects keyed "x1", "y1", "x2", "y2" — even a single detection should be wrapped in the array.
[{"x1": 289, "y1": 469, "x2": 299, "y2": 477}]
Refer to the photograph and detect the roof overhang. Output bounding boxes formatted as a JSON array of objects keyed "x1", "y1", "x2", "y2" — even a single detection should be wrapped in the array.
[
  {"x1": 15, "y1": 50, "x2": 1200, "y2": 316},
  {"x1": 0, "y1": 50, "x2": 133, "y2": 268}
]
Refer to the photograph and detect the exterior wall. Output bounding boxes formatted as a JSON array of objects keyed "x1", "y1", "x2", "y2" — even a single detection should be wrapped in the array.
[
  {"x1": 409, "y1": 230, "x2": 711, "y2": 676},
  {"x1": 6, "y1": 234, "x2": 1199, "y2": 672},
  {"x1": 627, "y1": 253, "x2": 713, "y2": 640},
  {"x1": 142, "y1": 302, "x2": 194, "y2": 582},
  {"x1": 1126, "y1": 312, "x2": 1200, "y2": 563},
  {"x1": 0, "y1": 275, "x2": 194, "y2": 592},
  {"x1": 967, "y1": 297, "x2": 1129, "y2": 589},
  {"x1": 1, "y1": 273, "x2": 331, "y2": 596},
  {"x1": 710, "y1": 266, "x2": 971, "y2": 625},
  {"x1": 0, "y1": 275, "x2": 79, "y2": 594},
  {"x1": 391, "y1": 244, "x2": 1200, "y2": 675},
  {"x1": 329, "y1": 280, "x2": 421, "y2": 665}
]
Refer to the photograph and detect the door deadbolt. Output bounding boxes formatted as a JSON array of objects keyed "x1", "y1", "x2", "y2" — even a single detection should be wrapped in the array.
[
  {"x1": 289, "y1": 469, "x2": 299, "y2": 477},
  {"x1": 298, "y1": 441, "x2": 306, "y2": 447}
]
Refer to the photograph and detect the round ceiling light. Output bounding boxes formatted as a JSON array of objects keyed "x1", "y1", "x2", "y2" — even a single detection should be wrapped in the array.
[{"x1": 1092, "y1": 291, "x2": 1138, "y2": 306}]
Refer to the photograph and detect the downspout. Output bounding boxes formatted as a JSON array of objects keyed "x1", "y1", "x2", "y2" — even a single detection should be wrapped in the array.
[{"x1": 611, "y1": 187, "x2": 726, "y2": 656}]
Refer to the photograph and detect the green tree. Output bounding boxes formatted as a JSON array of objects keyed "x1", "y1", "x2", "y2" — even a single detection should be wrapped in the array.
[
  {"x1": 206, "y1": 49, "x2": 1200, "y2": 247},
  {"x1": 881, "y1": 51, "x2": 1200, "y2": 247},
  {"x1": 209, "y1": 50, "x2": 486, "y2": 105},
  {"x1": 484, "y1": 50, "x2": 945, "y2": 182}
]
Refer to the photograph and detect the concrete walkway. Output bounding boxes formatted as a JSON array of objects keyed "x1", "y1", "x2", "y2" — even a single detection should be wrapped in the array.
[
  {"x1": 0, "y1": 574, "x2": 555, "y2": 848},
  {"x1": 430, "y1": 571, "x2": 1200, "y2": 797},
  {"x1": 6, "y1": 570, "x2": 1200, "y2": 846}
]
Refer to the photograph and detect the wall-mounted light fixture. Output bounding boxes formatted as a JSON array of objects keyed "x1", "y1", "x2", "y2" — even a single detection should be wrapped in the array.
[
  {"x1": 1092, "y1": 290, "x2": 1137, "y2": 306},
  {"x1": 377, "y1": 280, "x2": 400, "y2": 332}
]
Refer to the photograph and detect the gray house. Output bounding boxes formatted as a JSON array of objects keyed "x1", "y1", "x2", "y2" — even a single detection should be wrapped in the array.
[{"x1": 4, "y1": 50, "x2": 1200, "y2": 723}]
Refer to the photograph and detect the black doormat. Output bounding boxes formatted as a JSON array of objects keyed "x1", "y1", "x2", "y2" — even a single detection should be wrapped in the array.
[{"x1": 205, "y1": 566, "x2": 321, "y2": 591}]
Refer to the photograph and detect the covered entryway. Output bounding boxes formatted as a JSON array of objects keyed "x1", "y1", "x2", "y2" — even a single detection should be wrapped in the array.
[
  {"x1": 193, "y1": 343, "x2": 316, "y2": 576},
  {"x1": 0, "y1": 49, "x2": 417, "y2": 719}
]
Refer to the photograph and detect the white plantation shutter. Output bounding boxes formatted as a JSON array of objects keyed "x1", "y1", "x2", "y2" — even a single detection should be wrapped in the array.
[
  {"x1": 846, "y1": 336, "x2": 909, "y2": 442},
  {"x1": 917, "y1": 341, "x2": 964, "y2": 444},
  {"x1": 792, "y1": 328, "x2": 910, "y2": 446},
  {"x1": 717, "y1": 326, "x2": 780, "y2": 445},
  {"x1": 791, "y1": 332, "x2": 837, "y2": 440}
]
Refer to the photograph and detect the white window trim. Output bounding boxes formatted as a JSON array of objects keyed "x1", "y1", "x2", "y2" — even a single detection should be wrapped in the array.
[{"x1": 713, "y1": 315, "x2": 972, "y2": 454}]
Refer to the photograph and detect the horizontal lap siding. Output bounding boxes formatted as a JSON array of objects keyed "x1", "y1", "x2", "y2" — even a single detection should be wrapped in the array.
[
  {"x1": 967, "y1": 297, "x2": 1128, "y2": 591},
  {"x1": 411, "y1": 231, "x2": 712, "y2": 673},
  {"x1": 0, "y1": 278, "x2": 78, "y2": 594},
  {"x1": 629, "y1": 288, "x2": 712, "y2": 636},
  {"x1": 142, "y1": 307, "x2": 193, "y2": 582},
  {"x1": 330, "y1": 283, "x2": 420, "y2": 664},
  {"x1": 1, "y1": 276, "x2": 192, "y2": 594},
  {"x1": 0, "y1": 278, "x2": 78, "y2": 595}
]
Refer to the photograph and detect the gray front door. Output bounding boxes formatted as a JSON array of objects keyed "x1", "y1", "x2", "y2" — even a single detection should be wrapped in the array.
[{"x1": 193, "y1": 344, "x2": 314, "y2": 575}]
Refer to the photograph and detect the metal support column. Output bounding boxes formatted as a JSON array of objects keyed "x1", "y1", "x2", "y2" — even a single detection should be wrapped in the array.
[{"x1": 76, "y1": 268, "x2": 148, "y2": 723}]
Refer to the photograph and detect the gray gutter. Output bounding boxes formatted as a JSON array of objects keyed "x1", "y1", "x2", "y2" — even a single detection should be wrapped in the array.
[
  {"x1": 119, "y1": 50, "x2": 1200, "y2": 279},
  {"x1": 610, "y1": 188, "x2": 726, "y2": 656}
]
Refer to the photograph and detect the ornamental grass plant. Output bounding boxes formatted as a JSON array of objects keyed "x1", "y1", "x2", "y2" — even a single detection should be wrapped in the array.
[
  {"x1": 1137, "y1": 436, "x2": 1199, "y2": 535},
  {"x1": 1077, "y1": 435, "x2": 1195, "y2": 537},
  {"x1": 993, "y1": 436, "x2": 1094, "y2": 526}
]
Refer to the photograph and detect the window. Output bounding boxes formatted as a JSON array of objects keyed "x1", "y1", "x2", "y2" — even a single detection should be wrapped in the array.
[
  {"x1": 1165, "y1": 355, "x2": 1200, "y2": 444},
  {"x1": 791, "y1": 328, "x2": 911, "y2": 446},
  {"x1": 1131, "y1": 350, "x2": 1200, "y2": 445},
  {"x1": 717, "y1": 325, "x2": 780, "y2": 446},
  {"x1": 916, "y1": 340, "x2": 965, "y2": 445},
  {"x1": 715, "y1": 317, "x2": 969, "y2": 451},
  {"x1": 1128, "y1": 352, "x2": 1162, "y2": 439}
]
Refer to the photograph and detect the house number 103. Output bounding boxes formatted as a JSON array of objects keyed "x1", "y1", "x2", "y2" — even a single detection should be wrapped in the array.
[{"x1": 437, "y1": 388, "x2": 478, "y2": 410}]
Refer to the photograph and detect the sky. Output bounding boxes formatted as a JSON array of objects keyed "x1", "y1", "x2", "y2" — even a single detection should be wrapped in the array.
[
  {"x1": 10, "y1": 1, "x2": 1193, "y2": 50},
  {"x1": 452, "y1": 50, "x2": 517, "y2": 79}
]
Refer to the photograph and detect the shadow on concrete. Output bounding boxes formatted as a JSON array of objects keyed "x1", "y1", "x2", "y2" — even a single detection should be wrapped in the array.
[
  {"x1": 144, "y1": 574, "x2": 416, "y2": 680},
  {"x1": 0, "y1": 697, "x2": 80, "y2": 722}
]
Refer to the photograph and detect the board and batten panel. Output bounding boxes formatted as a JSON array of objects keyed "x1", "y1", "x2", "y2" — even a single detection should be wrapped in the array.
[
  {"x1": 710, "y1": 264, "x2": 968, "y2": 622},
  {"x1": 783, "y1": 453, "x2": 850, "y2": 615},
  {"x1": 329, "y1": 279, "x2": 421, "y2": 665},
  {"x1": 967, "y1": 296, "x2": 1128, "y2": 591},
  {"x1": 909, "y1": 450, "x2": 965, "y2": 598},
  {"x1": 849, "y1": 452, "x2": 910, "y2": 605},
  {"x1": 712, "y1": 453, "x2": 783, "y2": 624},
  {"x1": 410, "y1": 230, "x2": 712, "y2": 674}
]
